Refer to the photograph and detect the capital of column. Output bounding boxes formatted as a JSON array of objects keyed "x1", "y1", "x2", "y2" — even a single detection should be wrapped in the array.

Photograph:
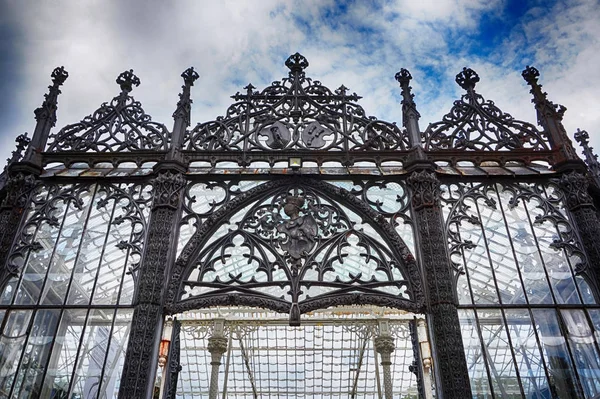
[
  {"x1": 407, "y1": 170, "x2": 441, "y2": 210},
  {"x1": 151, "y1": 171, "x2": 187, "y2": 210},
  {"x1": 374, "y1": 335, "x2": 395, "y2": 360},
  {"x1": 557, "y1": 171, "x2": 594, "y2": 210},
  {"x1": 207, "y1": 336, "x2": 228, "y2": 364},
  {"x1": 0, "y1": 172, "x2": 37, "y2": 210}
]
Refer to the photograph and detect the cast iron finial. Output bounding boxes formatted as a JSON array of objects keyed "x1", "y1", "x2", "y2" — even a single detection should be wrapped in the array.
[
  {"x1": 285, "y1": 53, "x2": 309, "y2": 72},
  {"x1": 521, "y1": 65, "x2": 540, "y2": 86},
  {"x1": 51, "y1": 66, "x2": 69, "y2": 86},
  {"x1": 574, "y1": 128, "x2": 600, "y2": 183},
  {"x1": 456, "y1": 67, "x2": 479, "y2": 91},
  {"x1": 244, "y1": 83, "x2": 256, "y2": 95},
  {"x1": 6, "y1": 133, "x2": 30, "y2": 166},
  {"x1": 116, "y1": 69, "x2": 141, "y2": 93},
  {"x1": 181, "y1": 66, "x2": 199, "y2": 86},
  {"x1": 395, "y1": 68, "x2": 412, "y2": 85},
  {"x1": 335, "y1": 85, "x2": 348, "y2": 96}
]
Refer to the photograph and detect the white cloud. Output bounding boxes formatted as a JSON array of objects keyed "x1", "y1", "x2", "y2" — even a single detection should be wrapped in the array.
[{"x1": 1, "y1": 0, "x2": 599, "y2": 170}]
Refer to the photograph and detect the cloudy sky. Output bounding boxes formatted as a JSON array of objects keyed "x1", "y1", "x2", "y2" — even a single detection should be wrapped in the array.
[{"x1": 1, "y1": 0, "x2": 599, "y2": 166}]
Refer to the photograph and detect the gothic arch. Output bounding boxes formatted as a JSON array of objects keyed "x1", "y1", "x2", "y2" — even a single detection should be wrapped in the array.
[{"x1": 165, "y1": 178, "x2": 424, "y2": 322}]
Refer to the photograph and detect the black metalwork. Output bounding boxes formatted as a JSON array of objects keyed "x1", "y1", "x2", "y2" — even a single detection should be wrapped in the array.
[
  {"x1": 442, "y1": 181, "x2": 590, "y2": 286},
  {"x1": 167, "y1": 178, "x2": 423, "y2": 325},
  {"x1": 424, "y1": 68, "x2": 548, "y2": 152},
  {"x1": 574, "y1": 129, "x2": 600, "y2": 187},
  {"x1": 522, "y1": 65, "x2": 579, "y2": 162},
  {"x1": 407, "y1": 169, "x2": 473, "y2": 398},
  {"x1": 163, "y1": 319, "x2": 182, "y2": 399},
  {"x1": 46, "y1": 70, "x2": 169, "y2": 153},
  {"x1": 1, "y1": 53, "x2": 600, "y2": 399},
  {"x1": 119, "y1": 170, "x2": 186, "y2": 399},
  {"x1": 185, "y1": 52, "x2": 409, "y2": 166},
  {"x1": 408, "y1": 320, "x2": 425, "y2": 399}
]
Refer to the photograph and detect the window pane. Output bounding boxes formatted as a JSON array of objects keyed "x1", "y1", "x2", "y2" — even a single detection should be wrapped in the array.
[
  {"x1": 476, "y1": 309, "x2": 522, "y2": 397},
  {"x1": 532, "y1": 309, "x2": 582, "y2": 398},
  {"x1": 561, "y1": 309, "x2": 600, "y2": 397},
  {"x1": 504, "y1": 309, "x2": 551, "y2": 397},
  {"x1": 459, "y1": 309, "x2": 492, "y2": 396},
  {"x1": 0, "y1": 310, "x2": 33, "y2": 395},
  {"x1": 40, "y1": 309, "x2": 88, "y2": 397},
  {"x1": 10, "y1": 309, "x2": 61, "y2": 398}
]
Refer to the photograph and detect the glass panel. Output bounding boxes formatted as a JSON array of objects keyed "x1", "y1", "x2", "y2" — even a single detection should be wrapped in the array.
[
  {"x1": 458, "y1": 309, "x2": 492, "y2": 396},
  {"x1": 93, "y1": 194, "x2": 133, "y2": 306},
  {"x1": 1, "y1": 277, "x2": 19, "y2": 306},
  {"x1": 13, "y1": 197, "x2": 68, "y2": 305},
  {"x1": 532, "y1": 309, "x2": 582, "y2": 398},
  {"x1": 526, "y1": 198, "x2": 581, "y2": 305},
  {"x1": 69, "y1": 309, "x2": 114, "y2": 399},
  {"x1": 504, "y1": 309, "x2": 551, "y2": 397},
  {"x1": 98, "y1": 309, "x2": 132, "y2": 399},
  {"x1": 561, "y1": 309, "x2": 600, "y2": 397},
  {"x1": 476, "y1": 309, "x2": 522, "y2": 397},
  {"x1": 41, "y1": 188, "x2": 94, "y2": 305},
  {"x1": 40, "y1": 309, "x2": 88, "y2": 397},
  {"x1": 460, "y1": 194, "x2": 499, "y2": 304},
  {"x1": 589, "y1": 309, "x2": 600, "y2": 344},
  {"x1": 497, "y1": 185, "x2": 552, "y2": 305},
  {"x1": 10, "y1": 309, "x2": 61, "y2": 399},
  {"x1": 0, "y1": 310, "x2": 33, "y2": 396},
  {"x1": 66, "y1": 188, "x2": 114, "y2": 306},
  {"x1": 480, "y1": 186, "x2": 526, "y2": 305}
]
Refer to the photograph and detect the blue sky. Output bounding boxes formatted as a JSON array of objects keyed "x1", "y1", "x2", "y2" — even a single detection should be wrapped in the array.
[{"x1": 1, "y1": 0, "x2": 599, "y2": 165}]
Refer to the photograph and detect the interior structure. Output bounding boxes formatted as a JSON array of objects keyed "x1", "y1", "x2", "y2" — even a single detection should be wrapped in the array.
[{"x1": 0, "y1": 53, "x2": 599, "y2": 398}]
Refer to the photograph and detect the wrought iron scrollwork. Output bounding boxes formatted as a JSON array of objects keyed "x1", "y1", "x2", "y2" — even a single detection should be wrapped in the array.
[
  {"x1": 46, "y1": 70, "x2": 169, "y2": 153},
  {"x1": 6, "y1": 182, "x2": 152, "y2": 284},
  {"x1": 186, "y1": 53, "x2": 409, "y2": 156},
  {"x1": 96, "y1": 183, "x2": 153, "y2": 282},
  {"x1": 7, "y1": 183, "x2": 88, "y2": 278},
  {"x1": 167, "y1": 179, "x2": 423, "y2": 321},
  {"x1": 442, "y1": 181, "x2": 589, "y2": 284},
  {"x1": 424, "y1": 68, "x2": 549, "y2": 151}
]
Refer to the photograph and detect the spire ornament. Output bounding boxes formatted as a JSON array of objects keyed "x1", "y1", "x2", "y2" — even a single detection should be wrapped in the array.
[
  {"x1": 522, "y1": 65, "x2": 576, "y2": 160},
  {"x1": 117, "y1": 69, "x2": 141, "y2": 93},
  {"x1": 455, "y1": 67, "x2": 480, "y2": 91},
  {"x1": 285, "y1": 52, "x2": 309, "y2": 72},
  {"x1": 395, "y1": 68, "x2": 421, "y2": 147}
]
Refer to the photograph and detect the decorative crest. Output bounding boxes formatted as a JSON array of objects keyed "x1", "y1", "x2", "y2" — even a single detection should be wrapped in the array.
[
  {"x1": 455, "y1": 67, "x2": 479, "y2": 91},
  {"x1": 186, "y1": 53, "x2": 409, "y2": 157},
  {"x1": 395, "y1": 68, "x2": 412, "y2": 85},
  {"x1": 285, "y1": 52, "x2": 309, "y2": 72},
  {"x1": 51, "y1": 66, "x2": 69, "y2": 86},
  {"x1": 181, "y1": 67, "x2": 199, "y2": 86},
  {"x1": 117, "y1": 69, "x2": 141, "y2": 93},
  {"x1": 47, "y1": 68, "x2": 169, "y2": 153},
  {"x1": 423, "y1": 67, "x2": 548, "y2": 151}
]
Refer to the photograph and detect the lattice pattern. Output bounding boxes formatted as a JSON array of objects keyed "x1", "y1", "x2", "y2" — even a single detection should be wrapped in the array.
[{"x1": 176, "y1": 318, "x2": 418, "y2": 398}]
